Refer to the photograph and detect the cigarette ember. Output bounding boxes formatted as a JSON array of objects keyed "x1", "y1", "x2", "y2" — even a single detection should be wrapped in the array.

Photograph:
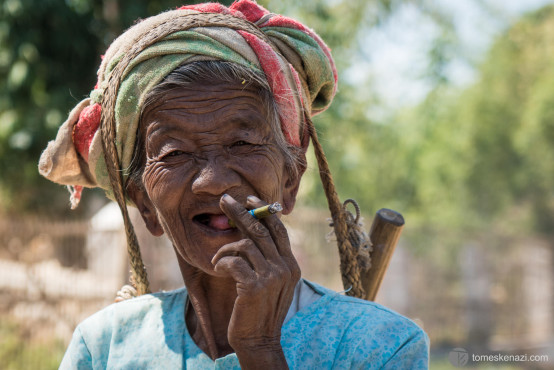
[{"x1": 228, "y1": 202, "x2": 283, "y2": 228}]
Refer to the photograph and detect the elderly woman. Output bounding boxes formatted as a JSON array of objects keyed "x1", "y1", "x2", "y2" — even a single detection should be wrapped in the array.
[{"x1": 39, "y1": 1, "x2": 428, "y2": 368}]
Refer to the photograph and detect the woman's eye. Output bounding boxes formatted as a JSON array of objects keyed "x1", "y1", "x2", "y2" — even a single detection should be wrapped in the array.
[
  {"x1": 231, "y1": 140, "x2": 249, "y2": 147},
  {"x1": 165, "y1": 150, "x2": 186, "y2": 158}
]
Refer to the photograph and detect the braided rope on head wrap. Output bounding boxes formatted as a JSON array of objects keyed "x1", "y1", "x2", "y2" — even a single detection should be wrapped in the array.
[{"x1": 39, "y1": 0, "x2": 367, "y2": 298}]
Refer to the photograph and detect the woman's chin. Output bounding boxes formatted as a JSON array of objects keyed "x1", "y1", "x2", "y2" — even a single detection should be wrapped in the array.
[{"x1": 175, "y1": 221, "x2": 244, "y2": 277}]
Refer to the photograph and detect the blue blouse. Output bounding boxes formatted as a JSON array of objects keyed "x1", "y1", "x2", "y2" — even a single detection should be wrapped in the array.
[{"x1": 60, "y1": 280, "x2": 429, "y2": 369}]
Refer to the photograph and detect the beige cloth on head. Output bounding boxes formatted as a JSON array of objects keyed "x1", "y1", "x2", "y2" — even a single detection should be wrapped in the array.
[
  {"x1": 39, "y1": 1, "x2": 337, "y2": 205},
  {"x1": 38, "y1": 98, "x2": 96, "y2": 187}
]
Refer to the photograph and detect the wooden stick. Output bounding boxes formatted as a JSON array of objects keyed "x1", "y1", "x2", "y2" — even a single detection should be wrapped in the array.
[{"x1": 362, "y1": 208, "x2": 405, "y2": 301}]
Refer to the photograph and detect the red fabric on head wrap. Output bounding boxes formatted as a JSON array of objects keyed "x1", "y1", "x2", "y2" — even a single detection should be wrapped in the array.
[
  {"x1": 237, "y1": 30, "x2": 301, "y2": 146},
  {"x1": 229, "y1": 0, "x2": 269, "y2": 21},
  {"x1": 73, "y1": 103, "x2": 101, "y2": 162},
  {"x1": 179, "y1": 3, "x2": 246, "y2": 19}
]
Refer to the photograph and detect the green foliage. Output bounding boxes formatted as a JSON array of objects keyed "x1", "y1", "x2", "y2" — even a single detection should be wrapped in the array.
[
  {"x1": 296, "y1": 0, "x2": 554, "y2": 254},
  {"x1": 378, "y1": 3, "x2": 554, "y2": 240},
  {"x1": 0, "y1": 319, "x2": 66, "y2": 370},
  {"x1": 453, "y1": 4, "x2": 554, "y2": 233},
  {"x1": 0, "y1": 0, "x2": 101, "y2": 215}
]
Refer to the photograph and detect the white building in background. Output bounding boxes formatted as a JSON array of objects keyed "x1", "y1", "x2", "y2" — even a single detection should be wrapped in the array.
[
  {"x1": 86, "y1": 202, "x2": 128, "y2": 293},
  {"x1": 87, "y1": 202, "x2": 183, "y2": 294}
]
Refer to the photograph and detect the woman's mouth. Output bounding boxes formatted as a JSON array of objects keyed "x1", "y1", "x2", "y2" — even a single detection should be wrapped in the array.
[{"x1": 193, "y1": 213, "x2": 234, "y2": 231}]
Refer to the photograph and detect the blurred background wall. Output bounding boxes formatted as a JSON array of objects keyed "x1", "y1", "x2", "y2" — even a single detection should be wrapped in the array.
[{"x1": 1, "y1": 0, "x2": 553, "y2": 368}]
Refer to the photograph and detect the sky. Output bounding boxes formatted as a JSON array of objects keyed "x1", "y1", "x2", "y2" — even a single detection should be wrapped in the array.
[{"x1": 346, "y1": 0, "x2": 554, "y2": 113}]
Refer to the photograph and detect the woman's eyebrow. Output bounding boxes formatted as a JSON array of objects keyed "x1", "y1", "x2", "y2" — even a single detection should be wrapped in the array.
[
  {"x1": 146, "y1": 121, "x2": 184, "y2": 137},
  {"x1": 146, "y1": 125, "x2": 194, "y2": 149}
]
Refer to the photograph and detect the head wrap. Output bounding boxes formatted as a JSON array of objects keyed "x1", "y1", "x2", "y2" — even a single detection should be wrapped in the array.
[{"x1": 38, "y1": 0, "x2": 337, "y2": 207}]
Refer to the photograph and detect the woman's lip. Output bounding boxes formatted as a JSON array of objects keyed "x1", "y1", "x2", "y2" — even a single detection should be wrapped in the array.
[
  {"x1": 188, "y1": 199, "x2": 248, "y2": 219},
  {"x1": 190, "y1": 208, "x2": 222, "y2": 218},
  {"x1": 208, "y1": 214, "x2": 233, "y2": 230},
  {"x1": 192, "y1": 217, "x2": 237, "y2": 235}
]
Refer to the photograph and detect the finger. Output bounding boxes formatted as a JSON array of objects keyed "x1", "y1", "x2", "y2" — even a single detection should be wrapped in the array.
[
  {"x1": 246, "y1": 196, "x2": 300, "y2": 291},
  {"x1": 212, "y1": 239, "x2": 269, "y2": 273},
  {"x1": 245, "y1": 195, "x2": 266, "y2": 209},
  {"x1": 213, "y1": 256, "x2": 256, "y2": 283},
  {"x1": 220, "y1": 194, "x2": 280, "y2": 260},
  {"x1": 246, "y1": 195, "x2": 295, "y2": 259}
]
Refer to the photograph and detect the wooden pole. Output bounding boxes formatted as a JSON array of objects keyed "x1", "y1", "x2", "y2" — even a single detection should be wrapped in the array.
[{"x1": 362, "y1": 208, "x2": 405, "y2": 301}]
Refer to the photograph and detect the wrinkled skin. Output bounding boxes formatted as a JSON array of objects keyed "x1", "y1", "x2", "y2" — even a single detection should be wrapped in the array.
[{"x1": 127, "y1": 82, "x2": 304, "y2": 369}]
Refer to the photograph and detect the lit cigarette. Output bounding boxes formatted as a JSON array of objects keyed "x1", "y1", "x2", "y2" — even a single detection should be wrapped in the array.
[{"x1": 228, "y1": 202, "x2": 283, "y2": 228}]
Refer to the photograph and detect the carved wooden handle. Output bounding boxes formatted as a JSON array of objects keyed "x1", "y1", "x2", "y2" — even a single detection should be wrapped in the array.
[{"x1": 362, "y1": 208, "x2": 405, "y2": 301}]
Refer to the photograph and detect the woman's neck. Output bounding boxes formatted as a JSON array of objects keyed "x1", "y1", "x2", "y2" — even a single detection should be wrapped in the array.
[{"x1": 179, "y1": 259, "x2": 237, "y2": 360}]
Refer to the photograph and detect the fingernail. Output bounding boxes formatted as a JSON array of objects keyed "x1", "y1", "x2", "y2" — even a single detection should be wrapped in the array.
[{"x1": 247, "y1": 195, "x2": 258, "y2": 201}]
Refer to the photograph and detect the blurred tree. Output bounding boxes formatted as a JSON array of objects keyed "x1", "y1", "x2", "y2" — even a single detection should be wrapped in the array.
[
  {"x1": 473, "y1": 4, "x2": 554, "y2": 234},
  {"x1": 407, "y1": 4, "x2": 554, "y2": 235},
  {"x1": 0, "y1": 0, "x2": 103, "y2": 216},
  {"x1": 382, "y1": 5, "x2": 554, "y2": 346}
]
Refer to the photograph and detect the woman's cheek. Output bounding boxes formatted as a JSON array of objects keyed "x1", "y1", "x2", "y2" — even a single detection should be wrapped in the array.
[
  {"x1": 144, "y1": 162, "x2": 189, "y2": 202},
  {"x1": 237, "y1": 148, "x2": 284, "y2": 174},
  {"x1": 234, "y1": 151, "x2": 285, "y2": 200}
]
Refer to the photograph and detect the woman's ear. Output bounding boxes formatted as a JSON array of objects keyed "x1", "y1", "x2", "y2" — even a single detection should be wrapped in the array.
[
  {"x1": 126, "y1": 181, "x2": 164, "y2": 237},
  {"x1": 282, "y1": 154, "x2": 307, "y2": 215}
]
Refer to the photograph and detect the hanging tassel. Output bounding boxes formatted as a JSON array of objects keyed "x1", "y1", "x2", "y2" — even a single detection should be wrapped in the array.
[{"x1": 67, "y1": 185, "x2": 83, "y2": 209}]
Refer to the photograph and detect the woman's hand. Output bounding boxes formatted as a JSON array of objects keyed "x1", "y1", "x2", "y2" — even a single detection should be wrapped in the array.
[{"x1": 212, "y1": 194, "x2": 301, "y2": 369}]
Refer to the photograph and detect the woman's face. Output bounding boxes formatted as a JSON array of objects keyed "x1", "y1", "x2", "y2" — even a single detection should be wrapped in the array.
[{"x1": 134, "y1": 82, "x2": 301, "y2": 276}]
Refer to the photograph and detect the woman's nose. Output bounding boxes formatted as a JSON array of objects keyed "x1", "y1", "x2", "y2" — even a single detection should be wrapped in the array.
[{"x1": 191, "y1": 157, "x2": 241, "y2": 195}]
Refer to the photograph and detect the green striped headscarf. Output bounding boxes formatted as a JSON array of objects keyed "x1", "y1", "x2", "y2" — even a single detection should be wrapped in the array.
[{"x1": 39, "y1": 0, "x2": 337, "y2": 207}]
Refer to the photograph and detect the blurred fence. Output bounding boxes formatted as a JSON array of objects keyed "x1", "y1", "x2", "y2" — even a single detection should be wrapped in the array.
[{"x1": 0, "y1": 204, "x2": 553, "y2": 368}]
